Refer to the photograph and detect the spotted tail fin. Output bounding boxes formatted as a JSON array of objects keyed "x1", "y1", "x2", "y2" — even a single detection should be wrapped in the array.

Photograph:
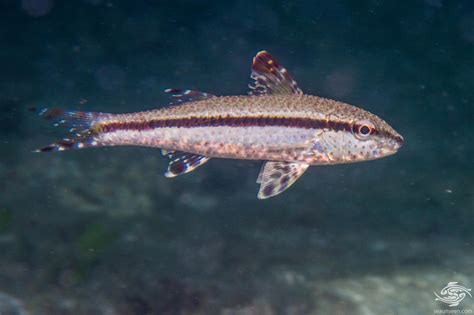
[{"x1": 30, "y1": 107, "x2": 110, "y2": 152}]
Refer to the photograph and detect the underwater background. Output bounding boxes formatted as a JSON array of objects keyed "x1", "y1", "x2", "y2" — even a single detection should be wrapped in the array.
[{"x1": 1, "y1": 0, "x2": 473, "y2": 314}]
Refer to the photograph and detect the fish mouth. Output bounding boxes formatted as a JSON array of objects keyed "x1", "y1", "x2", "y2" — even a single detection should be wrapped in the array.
[
  {"x1": 394, "y1": 134, "x2": 404, "y2": 150},
  {"x1": 381, "y1": 133, "x2": 404, "y2": 157}
]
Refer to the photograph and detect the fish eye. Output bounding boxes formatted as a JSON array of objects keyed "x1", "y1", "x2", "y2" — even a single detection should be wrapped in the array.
[
  {"x1": 353, "y1": 120, "x2": 375, "y2": 140},
  {"x1": 359, "y1": 125, "x2": 370, "y2": 135}
]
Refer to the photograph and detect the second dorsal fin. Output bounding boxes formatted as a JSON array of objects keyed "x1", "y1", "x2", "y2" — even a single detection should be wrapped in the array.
[
  {"x1": 248, "y1": 51, "x2": 303, "y2": 96},
  {"x1": 164, "y1": 89, "x2": 216, "y2": 105}
]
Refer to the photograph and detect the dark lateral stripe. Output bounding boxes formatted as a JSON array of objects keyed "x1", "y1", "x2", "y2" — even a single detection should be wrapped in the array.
[{"x1": 100, "y1": 116, "x2": 353, "y2": 133}]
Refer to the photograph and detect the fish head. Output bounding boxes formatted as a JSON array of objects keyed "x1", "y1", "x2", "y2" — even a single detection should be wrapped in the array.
[
  {"x1": 312, "y1": 107, "x2": 404, "y2": 163},
  {"x1": 350, "y1": 113, "x2": 404, "y2": 161}
]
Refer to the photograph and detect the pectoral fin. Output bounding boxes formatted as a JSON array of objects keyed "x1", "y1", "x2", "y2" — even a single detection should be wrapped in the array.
[
  {"x1": 257, "y1": 161, "x2": 309, "y2": 199},
  {"x1": 163, "y1": 151, "x2": 210, "y2": 178},
  {"x1": 256, "y1": 162, "x2": 265, "y2": 184}
]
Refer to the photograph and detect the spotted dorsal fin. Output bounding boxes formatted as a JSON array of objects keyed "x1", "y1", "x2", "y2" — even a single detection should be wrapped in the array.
[
  {"x1": 163, "y1": 150, "x2": 210, "y2": 178},
  {"x1": 248, "y1": 51, "x2": 303, "y2": 96},
  {"x1": 257, "y1": 161, "x2": 309, "y2": 199},
  {"x1": 164, "y1": 89, "x2": 216, "y2": 105}
]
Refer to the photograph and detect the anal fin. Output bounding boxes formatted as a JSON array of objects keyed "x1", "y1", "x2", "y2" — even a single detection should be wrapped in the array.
[
  {"x1": 164, "y1": 151, "x2": 210, "y2": 178},
  {"x1": 257, "y1": 161, "x2": 309, "y2": 199}
]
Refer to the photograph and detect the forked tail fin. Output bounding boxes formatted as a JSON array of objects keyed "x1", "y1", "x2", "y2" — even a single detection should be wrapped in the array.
[{"x1": 30, "y1": 107, "x2": 110, "y2": 152}]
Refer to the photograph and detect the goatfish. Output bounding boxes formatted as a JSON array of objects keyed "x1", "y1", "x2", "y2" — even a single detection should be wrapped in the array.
[{"x1": 32, "y1": 51, "x2": 404, "y2": 199}]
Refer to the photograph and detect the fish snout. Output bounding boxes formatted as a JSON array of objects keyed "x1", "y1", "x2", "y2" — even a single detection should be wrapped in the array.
[
  {"x1": 393, "y1": 134, "x2": 404, "y2": 150},
  {"x1": 380, "y1": 130, "x2": 404, "y2": 157}
]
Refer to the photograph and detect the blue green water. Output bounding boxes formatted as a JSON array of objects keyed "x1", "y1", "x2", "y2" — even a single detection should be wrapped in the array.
[{"x1": 0, "y1": 1, "x2": 473, "y2": 314}]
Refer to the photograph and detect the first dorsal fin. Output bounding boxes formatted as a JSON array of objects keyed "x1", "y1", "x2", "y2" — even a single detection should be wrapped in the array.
[
  {"x1": 164, "y1": 89, "x2": 216, "y2": 105},
  {"x1": 163, "y1": 150, "x2": 210, "y2": 178},
  {"x1": 248, "y1": 51, "x2": 303, "y2": 96}
]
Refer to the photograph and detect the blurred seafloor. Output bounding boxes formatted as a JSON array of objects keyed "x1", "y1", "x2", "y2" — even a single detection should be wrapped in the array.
[{"x1": 0, "y1": 0, "x2": 473, "y2": 314}]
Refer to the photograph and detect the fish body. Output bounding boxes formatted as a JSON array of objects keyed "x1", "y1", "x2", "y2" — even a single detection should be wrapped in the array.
[
  {"x1": 97, "y1": 94, "x2": 402, "y2": 164},
  {"x1": 33, "y1": 51, "x2": 403, "y2": 198}
]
